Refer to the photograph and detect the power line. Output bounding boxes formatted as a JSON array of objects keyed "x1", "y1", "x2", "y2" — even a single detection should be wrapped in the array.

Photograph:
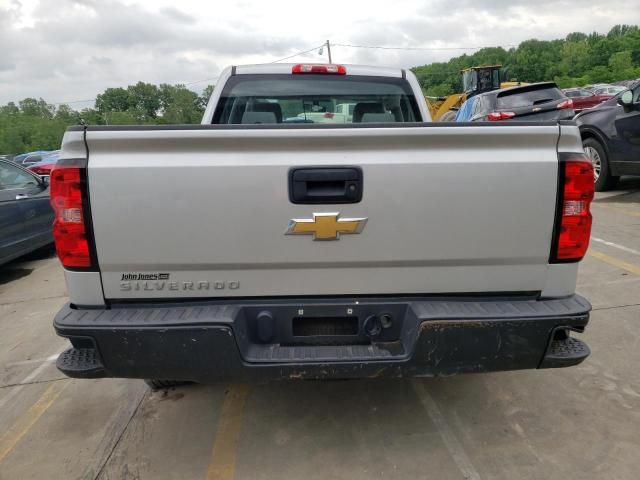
[
  {"x1": 269, "y1": 44, "x2": 326, "y2": 63},
  {"x1": 182, "y1": 76, "x2": 220, "y2": 86},
  {"x1": 50, "y1": 98, "x2": 95, "y2": 106},
  {"x1": 333, "y1": 42, "x2": 518, "y2": 51}
]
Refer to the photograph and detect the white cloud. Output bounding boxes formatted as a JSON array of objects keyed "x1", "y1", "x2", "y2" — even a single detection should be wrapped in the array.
[{"x1": 0, "y1": 0, "x2": 638, "y2": 105}]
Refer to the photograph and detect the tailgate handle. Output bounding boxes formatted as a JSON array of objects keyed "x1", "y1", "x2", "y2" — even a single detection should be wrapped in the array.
[{"x1": 289, "y1": 167, "x2": 363, "y2": 204}]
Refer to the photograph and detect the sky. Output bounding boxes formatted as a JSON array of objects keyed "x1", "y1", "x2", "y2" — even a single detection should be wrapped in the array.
[{"x1": 1, "y1": 0, "x2": 639, "y2": 106}]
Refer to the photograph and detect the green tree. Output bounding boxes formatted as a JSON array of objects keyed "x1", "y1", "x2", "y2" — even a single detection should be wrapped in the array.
[
  {"x1": 609, "y1": 50, "x2": 635, "y2": 79},
  {"x1": 158, "y1": 84, "x2": 202, "y2": 124},
  {"x1": 78, "y1": 108, "x2": 105, "y2": 126},
  {"x1": 587, "y1": 66, "x2": 614, "y2": 83},
  {"x1": 560, "y1": 41, "x2": 590, "y2": 77},
  {"x1": 608, "y1": 24, "x2": 638, "y2": 38},
  {"x1": 0, "y1": 102, "x2": 20, "y2": 115},
  {"x1": 19, "y1": 98, "x2": 53, "y2": 118},
  {"x1": 566, "y1": 32, "x2": 588, "y2": 43},
  {"x1": 199, "y1": 84, "x2": 215, "y2": 110},
  {"x1": 95, "y1": 87, "x2": 129, "y2": 113},
  {"x1": 55, "y1": 104, "x2": 80, "y2": 124},
  {"x1": 412, "y1": 24, "x2": 640, "y2": 91},
  {"x1": 509, "y1": 39, "x2": 562, "y2": 82},
  {"x1": 126, "y1": 82, "x2": 161, "y2": 119},
  {"x1": 108, "y1": 111, "x2": 141, "y2": 125}
]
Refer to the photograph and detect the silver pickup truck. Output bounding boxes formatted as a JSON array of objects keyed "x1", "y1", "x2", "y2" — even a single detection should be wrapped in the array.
[{"x1": 52, "y1": 63, "x2": 594, "y2": 385}]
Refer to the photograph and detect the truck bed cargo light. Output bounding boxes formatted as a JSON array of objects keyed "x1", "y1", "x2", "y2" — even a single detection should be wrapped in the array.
[{"x1": 292, "y1": 64, "x2": 347, "y2": 75}]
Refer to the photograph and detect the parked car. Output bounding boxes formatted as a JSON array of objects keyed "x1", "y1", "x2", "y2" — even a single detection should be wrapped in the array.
[
  {"x1": 583, "y1": 83, "x2": 611, "y2": 93},
  {"x1": 51, "y1": 63, "x2": 592, "y2": 387},
  {"x1": 455, "y1": 82, "x2": 575, "y2": 122},
  {"x1": 12, "y1": 151, "x2": 50, "y2": 167},
  {"x1": 592, "y1": 85, "x2": 628, "y2": 97},
  {"x1": 562, "y1": 88, "x2": 609, "y2": 112},
  {"x1": 613, "y1": 79, "x2": 640, "y2": 89},
  {"x1": 28, "y1": 150, "x2": 60, "y2": 176},
  {"x1": 576, "y1": 81, "x2": 640, "y2": 191},
  {"x1": 0, "y1": 159, "x2": 54, "y2": 266}
]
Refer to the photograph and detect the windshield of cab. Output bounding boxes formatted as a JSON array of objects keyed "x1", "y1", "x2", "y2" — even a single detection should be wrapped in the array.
[{"x1": 212, "y1": 74, "x2": 422, "y2": 124}]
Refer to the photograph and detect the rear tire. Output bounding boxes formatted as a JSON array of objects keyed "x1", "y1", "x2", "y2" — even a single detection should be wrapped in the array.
[
  {"x1": 582, "y1": 137, "x2": 618, "y2": 192},
  {"x1": 144, "y1": 379, "x2": 191, "y2": 390}
]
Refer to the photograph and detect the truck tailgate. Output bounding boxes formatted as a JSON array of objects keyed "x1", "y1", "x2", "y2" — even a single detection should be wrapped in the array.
[{"x1": 84, "y1": 124, "x2": 561, "y2": 299}]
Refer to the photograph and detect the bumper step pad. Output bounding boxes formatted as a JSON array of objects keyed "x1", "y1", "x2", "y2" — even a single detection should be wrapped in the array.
[
  {"x1": 56, "y1": 348, "x2": 107, "y2": 379},
  {"x1": 540, "y1": 336, "x2": 590, "y2": 369}
]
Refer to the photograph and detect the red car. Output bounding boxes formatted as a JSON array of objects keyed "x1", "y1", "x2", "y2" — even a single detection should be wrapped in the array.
[
  {"x1": 27, "y1": 150, "x2": 59, "y2": 176},
  {"x1": 563, "y1": 88, "x2": 610, "y2": 112}
]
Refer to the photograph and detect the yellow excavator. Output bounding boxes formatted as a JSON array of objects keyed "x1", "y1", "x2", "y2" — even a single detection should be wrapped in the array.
[{"x1": 426, "y1": 65, "x2": 526, "y2": 121}]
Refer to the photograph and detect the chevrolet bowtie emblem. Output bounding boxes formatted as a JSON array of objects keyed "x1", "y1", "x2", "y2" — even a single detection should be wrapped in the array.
[{"x1": 285, "y1": 212, "x2": 368, "y2": 241}]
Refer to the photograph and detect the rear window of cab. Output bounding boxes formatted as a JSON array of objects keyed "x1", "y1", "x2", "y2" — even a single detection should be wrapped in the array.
[{"x1": 212, "y1": 74, "x2": 422, "y2": 124}]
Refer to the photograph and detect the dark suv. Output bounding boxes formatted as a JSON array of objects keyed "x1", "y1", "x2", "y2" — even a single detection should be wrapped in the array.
[
  {"x1": 576, "y1": 81, "x2": 640, "y2": 191},
  {"x1": 456, "y1": 82, "x2": 575, "y2": 122}
]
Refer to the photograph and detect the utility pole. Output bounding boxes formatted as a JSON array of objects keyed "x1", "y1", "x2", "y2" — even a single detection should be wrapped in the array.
[{"x1": 326, "y1": 40, "x2": 332, "y2": 63}]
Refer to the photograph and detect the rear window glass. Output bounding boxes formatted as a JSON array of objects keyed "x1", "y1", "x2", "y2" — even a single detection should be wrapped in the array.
[
  {"x1": 24, "y1": 155, "x2": 42, "y2": 164},
  {"x1": 497, "y1": 87, "x2": 564, "y2": 109},
  {"x1": 212, "y1": 74, "x2": 421, "y2": 124}
]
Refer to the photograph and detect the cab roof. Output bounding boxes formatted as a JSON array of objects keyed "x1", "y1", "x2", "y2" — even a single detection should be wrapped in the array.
[{"x1": 234, "y1": 63, "x2": 404, "y2": 78}]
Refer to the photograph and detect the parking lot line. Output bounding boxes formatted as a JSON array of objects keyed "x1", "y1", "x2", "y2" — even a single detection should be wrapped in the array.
[
  {"x1": 591, "y1": 237, "x2": 640, "y2": 257},
  {"x1": 592, "y1": 203, "x2": 640, "y2": 218},
  {"x1": 0, "y1": 379, "x2": 69, "y2": 464},
  {"x1": 0, "y1": 346, "x2": 66, "y2": 410},
  {"x1": 206, "y1": 384, "x2": 250, "y2": 480},
  {"x1": 412, "y1": 380, "x2": 481, "y2": 480},
  {"x1": 7, "y1": 354, "x2": 60, "y2": 368},
  {"x1": 589, "y1": 250, "x2": 640, "y2": 276}
]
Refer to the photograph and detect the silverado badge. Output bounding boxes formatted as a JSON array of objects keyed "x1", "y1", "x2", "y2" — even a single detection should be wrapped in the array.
[{"x1": 285, "y1": 213, "x2": 367, "y2": 241}]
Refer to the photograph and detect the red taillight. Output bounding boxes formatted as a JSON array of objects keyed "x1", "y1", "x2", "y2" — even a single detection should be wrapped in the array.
[
  {"x1": 557, "y1": 98, "x2": 573, "y2": 110},
  {"x1": 292, "y1": 64, "x2": 346, "y2": 75},
  {"x1": 551, "y1": 157, "x2": 594, "y2": 262},
  {"x1": 323, "y1": 112, "x2": 334, "y2": 119},
  {"x1": 486, "y1": 111, "x2": 516, "y2": 121},
  {"x1": 50, "y1": 164, "x2": 92, "y2": 268}
]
